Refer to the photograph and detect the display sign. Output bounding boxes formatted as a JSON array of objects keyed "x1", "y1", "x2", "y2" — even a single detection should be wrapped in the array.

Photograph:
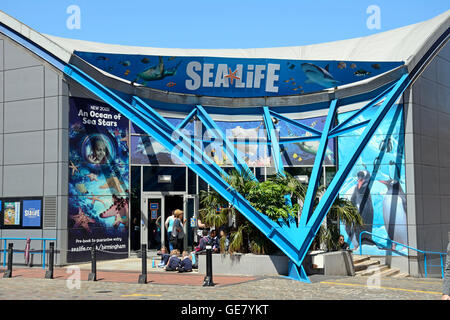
[
  {"x1": 68, "y1": 97, "x2": 129, "y2": 263},
  {"x1": 4, "y1": 201, "x2": 20, "y2": 226},
  {"x1": 150, "y1": 203, "x2": 159, "y2": 210},
  {"x1": 151, "y1": 209, "x2": 158, "y2": 219},
  {"x1": 22, "y1": 199, "x2": 42, "y2": 227},
  {"x1": 75, "y1": 51, "x2": 404, "y2": 98}
]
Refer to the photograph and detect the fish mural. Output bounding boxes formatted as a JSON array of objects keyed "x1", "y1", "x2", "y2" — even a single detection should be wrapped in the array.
[{"x1": 301, "y1": 63, "x2": 339, "y2": 88}]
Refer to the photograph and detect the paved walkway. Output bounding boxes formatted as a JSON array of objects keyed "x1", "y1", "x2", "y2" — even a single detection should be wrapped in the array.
[{"x1": 0, "y1": 265, "x2": 445, "y2": 300}]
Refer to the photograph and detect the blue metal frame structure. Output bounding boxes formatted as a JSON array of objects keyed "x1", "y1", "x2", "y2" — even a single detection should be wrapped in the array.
[
  {"x1": 0, "y1": 21, "x2": 413, "y2": 283},
  {"x1": 65, "y1": 65, "x2": 410, "y2": 283}
]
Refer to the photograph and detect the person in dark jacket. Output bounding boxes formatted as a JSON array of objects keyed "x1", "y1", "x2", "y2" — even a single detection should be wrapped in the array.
[
  {"x1": 178, "y1": 251, "x2": 193, "y2": 273},
  {"x1": 195, "y1": 229, "x2": 209, "y2": 252},
  {"x1": 442, "y1": 242, "x2": 450, "y2": 300},
  {"x1": 158, "y1": 247, "x2": 170, "y2": 268},
  {"x1": 165, "y1": 249, "x2": 181, "y2": 271},
  {"x1": 337, "y1": 235, "x2": 350, "y2": 251},
  {"x1": 210, "y1": 229, "x2": 220, "y2": 253}
]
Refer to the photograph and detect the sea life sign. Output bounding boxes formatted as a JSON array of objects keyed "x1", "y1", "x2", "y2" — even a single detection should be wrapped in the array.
[
  {"x1": 75, "y1": 51, "x2": 403, "y2": 97},
  {"x1": 67, "y1": 97, "x2": 130, "y2": 262}
]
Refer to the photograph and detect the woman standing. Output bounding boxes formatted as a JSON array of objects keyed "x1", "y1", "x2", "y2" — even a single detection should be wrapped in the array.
[
  {"x1": 165, "y1": 210, "x2": 175, "y2": 251},
  {"x1": 172, "y1": 209, "x2": 185, "y2": 252}
]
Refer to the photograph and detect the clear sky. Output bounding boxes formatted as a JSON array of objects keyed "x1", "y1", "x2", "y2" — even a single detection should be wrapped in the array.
[{"x1": 0, "y1": 0, "x2": 448, "y2": 49}]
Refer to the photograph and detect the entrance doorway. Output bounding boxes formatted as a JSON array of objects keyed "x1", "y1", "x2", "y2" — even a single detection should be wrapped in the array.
[
  {"x1": 163, "y1": 195, "x2": 184, "y2": 250},
  {"x1": 141, "y1": 193, "x2": 196, "y2": 251}
]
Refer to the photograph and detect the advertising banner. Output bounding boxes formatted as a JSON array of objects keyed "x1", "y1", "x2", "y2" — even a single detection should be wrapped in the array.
[
  {"x1": 75, "y1": 52, "x2": 403, "y2": 98},
  {"x1": 68, "y1": 97, "x2": 129, "y2": 262},
  {"x1": 22, "y1": 200, "x2": 42, "y2": 227},
  {"x1": 4, "y1": 201, "x2": 20, "y2": 226}
]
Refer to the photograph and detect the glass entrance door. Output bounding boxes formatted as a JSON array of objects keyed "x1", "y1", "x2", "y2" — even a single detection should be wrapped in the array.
[
  {"x1": 141, "y1": 193, "x2": 198, "y2": 251},
  {"x1": 141, "y1": 196, "x2": 163, "y2": 250}
]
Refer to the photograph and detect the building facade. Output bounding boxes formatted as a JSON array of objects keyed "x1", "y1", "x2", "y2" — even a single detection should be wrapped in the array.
[{"x1": 0, "y1": 10, "x2": 448, "y2": 279}]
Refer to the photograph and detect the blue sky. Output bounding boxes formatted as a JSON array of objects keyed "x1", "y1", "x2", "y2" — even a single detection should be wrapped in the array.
[{"x1": 0, "y1": 0, "x2": 448, "y2": 49}]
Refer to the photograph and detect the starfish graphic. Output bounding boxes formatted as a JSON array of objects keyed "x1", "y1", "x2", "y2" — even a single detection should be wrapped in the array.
[
  {"x1": 86, "y1": 173, "x2": 99, "y2": 182},
  {"x1": 99, "y1": 177, "x2": 126, "y2": 194},
  {"x1": 69, "y1": 161, "x2": 79, "y2": 175},
  {"x1": 87, "y1": 194, "x2": 106, "y2": 207},
  {"x1": 71, "y1": 207, "x2": 95, "y2": 233},
  {"x1": 224, "y1": 68, "x2": 240, "y2": 85},
  {"x1": 99, "y1": 195, "x2": 129, "y2": 228}
]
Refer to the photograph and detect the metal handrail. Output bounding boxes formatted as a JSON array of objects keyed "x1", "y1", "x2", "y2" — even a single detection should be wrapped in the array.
[
  {"x1": 358, "y1": 231, "x2": 446, "y2": 278},
  {"x1": 1, "y1": 237, "x2": 57, "y2": 270}
]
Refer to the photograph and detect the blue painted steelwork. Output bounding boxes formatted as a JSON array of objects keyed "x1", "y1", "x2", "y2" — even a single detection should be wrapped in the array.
[
  {"x1": 1, "y1": 238, "x2": 57, "y2": 269},
  {"x1": 195, "y1": 104, "x2": 257, "y2": 181},
  {"x1": 299, "y1": 99, "x2": 338, "y2": 227},
  {"x1": 64, "y1": 63, "x2": 411, "y2": 283},
  {"x1": 262, "y1": 106, "x2": 285, "y2": 176},
  {"x1": 175, "y1": 108, "x2": 197, "y2": 131},
  {"x1": 294, "y1": 74, "x2": 411, "y2": 271},
  {"x1": 269, "y1": 110, "x2": 322, "y2": 136},
  {"x1": 64, "y1": 64, "x2": 307, "y2": 267},
  {"x1": 359, "y1": 231, "x2": 446, "y2": 278}
]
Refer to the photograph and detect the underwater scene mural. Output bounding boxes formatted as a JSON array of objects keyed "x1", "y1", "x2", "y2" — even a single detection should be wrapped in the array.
[
  {"x1": 130, "y1": 114, "x2": 335, "y2": 167},
  {"x1": 338, "y1": 103, "x2": 407, "y2": 256},
  {"x1": 68, "y1": 97, "x2": 130, "y2": 262},
  {"x1": 75, "y1": 51, "x2": 403, "y2": 98}
]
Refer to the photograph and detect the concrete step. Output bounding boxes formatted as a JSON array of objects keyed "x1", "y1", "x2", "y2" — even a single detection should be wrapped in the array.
[
  {"x1": 378, "y1": 267, "x2": 400, "y2": 277},
  {"x1": 353, "y1": 259, "x2": 380, "y2": 272},
  {"x1": 392, "y1": 272, "x2": 410, "y2": 278},
  {"x1": 356, "y1": 264, "x2": 389, "y2": 276},
  {"x1": 352, "y1": 255, "x2": 371, "y2": 264}
]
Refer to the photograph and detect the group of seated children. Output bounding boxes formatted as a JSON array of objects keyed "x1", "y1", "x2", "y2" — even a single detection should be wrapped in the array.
[{"x1": 158, "y1": 247, "x2": 193, "y2": 272}]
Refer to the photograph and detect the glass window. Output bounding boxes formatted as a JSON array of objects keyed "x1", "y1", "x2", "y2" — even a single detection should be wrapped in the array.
[{"x1": 142, "y1": 166, "x2": 186, "y2": 192}]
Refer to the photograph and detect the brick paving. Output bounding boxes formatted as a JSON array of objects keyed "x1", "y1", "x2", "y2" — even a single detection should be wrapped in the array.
[{"x1": 2, "y1": 267, "x2": 257, "y2": 286}]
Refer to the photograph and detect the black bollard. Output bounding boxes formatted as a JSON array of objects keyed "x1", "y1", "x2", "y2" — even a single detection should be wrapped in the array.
[
  {"x1": 203, "y1": 241, "x2": 215, "y2": 287},
  {"x1": 45, "y1": 242, "x2": 55, "y2": 279},
  {"x1": 3, "y1": 243, "x2": 13, "y2": 278},
  {"x1": 88, "y1": 246, "x2": 97, "y2": 281},
  {"x1": 138, "y1": 244, "x2": 147, "y2": 284}
]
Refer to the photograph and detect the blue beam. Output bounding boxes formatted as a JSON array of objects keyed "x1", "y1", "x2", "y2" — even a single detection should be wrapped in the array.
[
  {"x1": 279, "y1": 135, "x2": 322, "y2": 144},
  {"x1": 299, "y1": 99, "x2": 338, "y2": 227},
  {"x1": 329, "y1": 82, "x2": 396, "y2": 136},
  {"x1": 296, "y1": 74, "x2": 410, "y2": 265},
  {"x1": 269, "y1": 110, "x2": 322, "y2": 136},
  {"x1": 175, "y1": 108, "x2": 197, "y2": 131},
  {"x1": 263, "y1": 106, "x2": 285, "y2": 176},
  {"x1": 328, "y1": 120, "x2": 370, "y2": 139},
  {"x1": 195, "y1": 105, "x2": 257, "y2": 181}
]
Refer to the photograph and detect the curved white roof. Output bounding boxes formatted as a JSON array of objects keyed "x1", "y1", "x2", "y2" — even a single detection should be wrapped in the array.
[
  {"x1": 0, "y1": 9, "x2": 448, "y2": 71},
  {"x1": 41, "y1": 10, "x2": 450, "y2": 71}
]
